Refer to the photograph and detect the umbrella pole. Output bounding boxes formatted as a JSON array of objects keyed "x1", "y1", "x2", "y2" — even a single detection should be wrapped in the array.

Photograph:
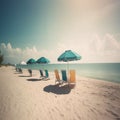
[
  {"x1": 42, "y1": 64, "x2": 44, "y2": 71},
  {"x1": 42, "y1": 64, "x2": 44, "y2": 70},
  {"x1": 67, "y1": 61, "x2": 70, "y2": 82},
  {"x1": 42, "y1": 64, "x2": 44, "y2": 77}
]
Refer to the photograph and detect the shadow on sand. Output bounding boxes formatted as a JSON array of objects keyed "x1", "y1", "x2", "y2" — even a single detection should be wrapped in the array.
[
  {"x1": 19, "y1": 75, "x2": 31, "y2": 77},
  {"x1": 27, "y1": 78, "x2": 41, "y2": 82},
  {"x1": 14, "y1": 72, "x2": 23, "y2": 74},
  {"x1": 44, "y1": 84, "x2": 71, "y2": 95},
  {"x1": 26, "y1": 78, "x2": 51, "y2": 82}
]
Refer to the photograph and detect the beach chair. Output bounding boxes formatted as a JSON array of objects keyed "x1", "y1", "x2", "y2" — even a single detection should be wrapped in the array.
[
  {"x1": 54, "y1": 69, "x2": 62, "y2": 84},
  {"x1": 69, "y1": 70, "x2": 76, "y2": 83},
  {"x1": 39, "y1": 69, "x2": 44, "y2": 79},
  {"x1": 61, "y1": 70, "x2": 68, "y2": 84},
  {"x1": 15, "y1": 67, "x2": 18, "y2": 72},
  {"x1": 16, "y1": 68, "x2": 22, "y2": 73},
  {"x1": 69, "y1": 70, "x2": 76, "y2": 88},
  {"x1": 44, "y1": 70, "x2": 50, "y2": 80},
  {"x1": 28, "y1": 69, "x2": 32, "y2": 76},
  {"x1": 18, "y1": 68, "x2": 22, "y2": 73}
]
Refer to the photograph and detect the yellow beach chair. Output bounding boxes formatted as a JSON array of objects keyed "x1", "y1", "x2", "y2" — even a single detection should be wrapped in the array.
[
  {"x1": 69, "y1": 70, "x2": 76, "y2": 88},
  {"x1": 54, "y1": 69, "x2": 62, "y2": 84}
]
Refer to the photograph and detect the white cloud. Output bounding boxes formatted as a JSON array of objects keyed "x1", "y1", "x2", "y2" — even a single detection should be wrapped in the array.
[
  {"x1": 57, "y1": 33, "x2": 120, "y2": 63},
  {"x1": 0, "y1": 43, "x2": 63, "y2": 64},
  {"x1": 83, "y1": 34, "x2": 120, "y2": 63},
  {"x1": 0, "y1": 43, "x2": 40, "y2": 64}
]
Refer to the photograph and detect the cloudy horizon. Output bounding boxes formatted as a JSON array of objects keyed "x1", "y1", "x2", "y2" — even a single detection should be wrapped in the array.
[{"x1": 1, "y1": 32, "x2": 120, "y2": 64}]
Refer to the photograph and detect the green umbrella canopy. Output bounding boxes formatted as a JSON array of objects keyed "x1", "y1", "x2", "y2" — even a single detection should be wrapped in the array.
[
  {"x1": 58, "y1": 50, "x2": 81, "y2": 62},
  {"x1": 36, "y1": 57, "x2": 50, "y2": 64},
  {"x1": 27, "y1": 58, "x2": 36, "y2": 64}
]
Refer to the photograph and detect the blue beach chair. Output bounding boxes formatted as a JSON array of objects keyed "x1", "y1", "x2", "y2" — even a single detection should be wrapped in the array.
[
  {"x1": 44, "y1": 70, "x2": 50, "y2": 80},
  {"x1": 28, "y1": 69, "x2": 32, "y2": 76},
  {"x1": 61, "y1": 70, "x2": 68, "y2": 84},
  {"x1": 39, "y1": 70, "x2": 44, "y2": 79}
]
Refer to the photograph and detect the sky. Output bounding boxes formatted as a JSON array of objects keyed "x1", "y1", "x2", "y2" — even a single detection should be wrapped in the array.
[{"x1": 0, "y1": 0, "x2": 120, "y2": 64}]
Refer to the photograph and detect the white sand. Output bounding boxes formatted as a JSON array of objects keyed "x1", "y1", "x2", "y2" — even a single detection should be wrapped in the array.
[{"x1": 0, "y1": 66, "x2": 120, "y2": 120}]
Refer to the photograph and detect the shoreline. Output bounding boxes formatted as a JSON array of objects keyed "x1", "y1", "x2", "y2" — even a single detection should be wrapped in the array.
[
  {"x1": 79, "y1": 75, "x2": 120, "y2": 84},
  {"x1": 16, "y1": 63, "x2": 120, "y2": 84},
  {"x1": 0, "y1": 66, "x2": 120, "y2": 120}
]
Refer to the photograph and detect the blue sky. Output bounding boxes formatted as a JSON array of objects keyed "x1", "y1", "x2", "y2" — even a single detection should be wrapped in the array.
[
  {"x1": 0, "y1": 0, "x2": 60, "y2": 48},
  {"x1": 0, "y1": 0, "x2": 120, "y2": 64}
]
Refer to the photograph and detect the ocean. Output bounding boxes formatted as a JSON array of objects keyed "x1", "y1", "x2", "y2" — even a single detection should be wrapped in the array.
[{"x1": 16, "y1": 63, "x2": 120, "y2": 83}]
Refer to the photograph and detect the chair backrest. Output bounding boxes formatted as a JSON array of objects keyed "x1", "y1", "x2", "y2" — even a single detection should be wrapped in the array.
[
  {"x1": 54, "y1": 69, "x2": 60, "y2": 80},
  {"x1": 28, "y1": 69, "x2": 32, "y2": 73},
  {"x1": 45, "y1": 70, "x2": 49, "y2": 77},
  {"x1": 69, "y1": 70, "x2": 76, "y2": 83},
  {"x1": 61, "y1": 70, "x2": 67, "y2": 82},
  {"x1": 39, "y1": 70, "x2": 44, "y2": 77},
  {"x1": 28, "y1": 69, "x2": 32, "y2": 76},
  {"x1": 19, "y1": 68, "x2": 22, "y2": 73}
]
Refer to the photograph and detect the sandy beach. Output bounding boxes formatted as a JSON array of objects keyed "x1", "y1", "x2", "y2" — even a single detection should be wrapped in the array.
[{"x1": 0, "y1": 66, "x2": 120, "y2": 120}]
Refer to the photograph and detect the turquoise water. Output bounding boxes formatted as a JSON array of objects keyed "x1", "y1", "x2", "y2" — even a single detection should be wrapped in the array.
[{"x1": 17, "y1": 63, "x2": 120, "y2": 83}]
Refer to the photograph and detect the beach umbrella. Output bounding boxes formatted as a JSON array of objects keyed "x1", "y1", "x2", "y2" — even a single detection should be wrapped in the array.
[
  {"x1": 36, "y1": 57, "x2": 50, "y2": 70},
  {"x1": 57, "y1": 50, "x2": 81, "y2": 76},
  {"x1": 27, "y1": 58, "x2": 36, "y2": 64},
  {"x1": 36, "y1": 57, "x2": 50, "y2": 64},
  {"x1": 58, "y1": 50, "x2": 81, "y2": 62},
  {"x1": 26, "y1": 58, "x2": 36, "y2": 77}
]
